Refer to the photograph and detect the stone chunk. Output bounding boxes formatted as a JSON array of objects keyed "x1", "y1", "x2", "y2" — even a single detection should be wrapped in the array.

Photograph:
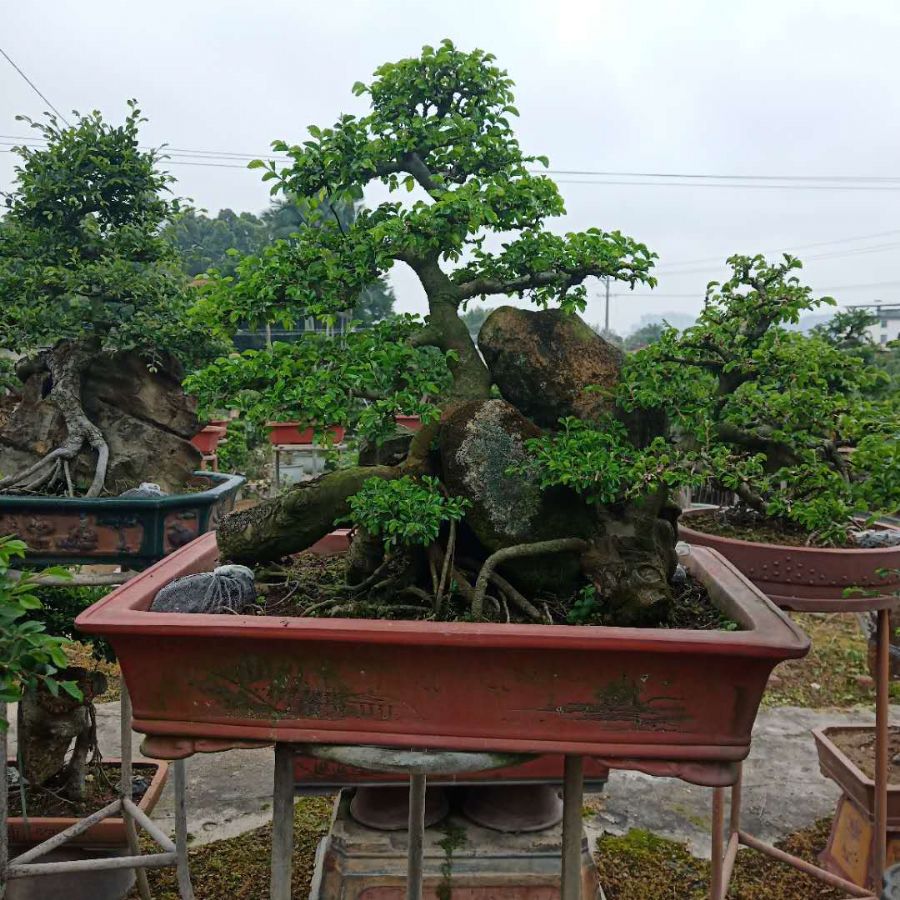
[
  {"x1": 478, "y1": 306, "x2": 623, "y2": 428},
  {"x1": 150, "y1": 564, "x2": 256, "y2": 614}
]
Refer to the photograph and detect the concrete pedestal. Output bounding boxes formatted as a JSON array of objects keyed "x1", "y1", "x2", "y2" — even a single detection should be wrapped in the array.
[{"x1": 309, "y1": 789, "x2": 604, "y2": 900}]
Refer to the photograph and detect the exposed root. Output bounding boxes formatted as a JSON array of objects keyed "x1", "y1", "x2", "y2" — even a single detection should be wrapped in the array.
[
  {"x1": 0, "y1": 341, "x2": 110, "y2": 498},
  {"x1": 471, "y1": 537, "x2": 589, "y2": 619}
]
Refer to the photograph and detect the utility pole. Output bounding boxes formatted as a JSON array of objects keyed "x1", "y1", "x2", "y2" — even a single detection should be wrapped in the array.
[{"x1": 604, "y1": 275, "x2": 610, "y2": 333}]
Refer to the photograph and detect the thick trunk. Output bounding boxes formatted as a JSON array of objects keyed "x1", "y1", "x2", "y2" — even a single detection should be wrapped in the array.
[
  {"x1": 17, "y1": 668, "x2": 106, "y2": 802},
  {"x1": 217, "y1": 465, "x2": 402, "y2": 564}
]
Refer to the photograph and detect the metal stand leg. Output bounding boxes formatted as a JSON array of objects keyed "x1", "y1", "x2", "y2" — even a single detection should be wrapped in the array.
[
  {"x1": 562, "y1": 755, "x2": 583, "y2": 900},
  {"x1": 274, "y1": 448, "x2": 281, "y2": 492},
  {"x1": 121, "y1": 685, "x2": 152, "y2": 900},
  {"x1": 407, "y1": 773, "x2": 426, "y2": 900},
  {"x1": 271, "y1": 743, "x2": 294, "y2": 900},
  {"x1": 173, "y1": 759, "x2": 195, "y2": 900},
  {"x1": 710, "y1": 787, "x2": 725, "y2": 900},
  {"x1": 875, "y1": 609, "x2": 890, "y2": 883}
]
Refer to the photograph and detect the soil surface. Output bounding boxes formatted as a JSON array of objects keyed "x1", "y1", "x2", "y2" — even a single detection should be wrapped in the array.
[
  {"x1": 255, "y1": 552, "x2": 738, "y2": 630},
  {"x1": 7, "y1": 761, "x2": 156, "y2": 818},
  {"x1": 830, "y1": 726, "x2": 900, "y2": 782},
  {"x1": 684, "y1": 508, "x2": 847, "y2": 548}
]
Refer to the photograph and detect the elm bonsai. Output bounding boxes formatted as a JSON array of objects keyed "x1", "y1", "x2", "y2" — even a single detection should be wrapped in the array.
[
  {"x1": 621, "y1": 254, "x2": 900, "y2": 546},
  {"x1": 194, "y1": 41, "x2": 698, "y2": 626}
]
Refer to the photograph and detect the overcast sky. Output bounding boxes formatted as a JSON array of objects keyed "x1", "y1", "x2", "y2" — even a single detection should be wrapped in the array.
[{"x1": 3, "y1": 1, "x2": 900, "y2": 333}]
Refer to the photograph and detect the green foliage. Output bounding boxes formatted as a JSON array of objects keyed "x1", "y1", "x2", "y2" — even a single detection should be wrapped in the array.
[
  {"x1": 26, "y1": 584, "x2": 116, "y2": 663},
  {"x1": 192, "y1": 40, "x2": 655, "y2": 412},
  {"x1": 0, "y1": 102, "x2": 205, "y2": 365},
  {"x1": 345, "y1": 476, "x2": 470, "y2": 550},
  {"x1": 185, "y1": 315, "x2": 451, "y2": 444},
  {"x1": 513, "y1": 417, "x2": 704, "y2": 505},
  {"x1": 567, "y1": 584, "x2": 600, "y2": 624},
  {"x1": 615, "y1": 254, "x2": 899, "y2": 542},
  {"x1": 0, "y1": 537, "x2": 81, "y2": 731}
]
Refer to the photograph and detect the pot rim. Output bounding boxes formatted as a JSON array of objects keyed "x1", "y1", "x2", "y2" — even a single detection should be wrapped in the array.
[
  {"x1": 77, "y1": 531, "x2": 809, "y2": 660},
  {"x1": 0, "y1": 470, "x2": 245, "y2": 511},
  {"x1": 680, "y1": 508, "x2": 900, "y2": 557},
  {"x1": 5, "y1": 758, "x2": 169, "y2": 837}
]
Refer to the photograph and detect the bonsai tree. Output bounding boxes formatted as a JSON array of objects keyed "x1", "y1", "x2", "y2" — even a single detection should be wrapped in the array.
[
  {"x1": 0, "y1": 103, "x2": 210, "y2": 497},
  {"x1": 200, "y1": 41, "x2": 699, "y2": 626},
  {"x1": 621, "y1": 255, "x2": 900, "y2": 544}
]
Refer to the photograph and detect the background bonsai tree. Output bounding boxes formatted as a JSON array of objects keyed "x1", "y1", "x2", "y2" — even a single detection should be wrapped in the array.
[
  {"x1": 0, "y1": 103, "x2": 213, "y2": 497},
  {"x1": 619, "y1": 255, "x2": 900, "y2": 544},
  {"x1": 198, "y1": 41, "x2": 704, "y2": 626}
]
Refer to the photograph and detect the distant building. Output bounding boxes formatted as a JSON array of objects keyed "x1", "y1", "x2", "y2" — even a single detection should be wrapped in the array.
[{"x1": 848, "y1": 302, "x2": 900, "y2": 346}]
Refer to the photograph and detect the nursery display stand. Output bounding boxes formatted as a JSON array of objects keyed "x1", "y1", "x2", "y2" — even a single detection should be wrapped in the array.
[
  {"x1": 1, "y1": 684, "x2": 195, "y2": 900},
  {"x1": 710, "y1": 594, "x2": 899, "y2": 900},
  {"x1": 272, "y1": 744, "x2": 589, "y2": 900}
]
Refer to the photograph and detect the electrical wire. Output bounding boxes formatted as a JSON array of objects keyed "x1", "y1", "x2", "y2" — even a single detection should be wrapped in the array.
[{"x1": 0, "y1": 49, "x2": 69, "y2": 125}]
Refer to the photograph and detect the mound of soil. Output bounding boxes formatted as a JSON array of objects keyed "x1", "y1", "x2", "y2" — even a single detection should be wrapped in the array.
[
  {"x1": 8, "y1": 762, "x2": 157, "y2": 818},
  {"x1": 830, "y1": 726, "x2": 900, "y2": 783}
]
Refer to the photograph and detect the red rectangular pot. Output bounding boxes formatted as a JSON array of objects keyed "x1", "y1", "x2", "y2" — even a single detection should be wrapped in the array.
[
  {"x1": 266, "y1": 422, "x2": 346, "y2": 446},
  {"x1": 814, "y1": 726, "x2": 900, "y2": 826},
  {"x1": 76, "y1": 537, "x2": 807, "y2": 762},
  {"x1": 679, "y1": 509, "x2": 900, "y2": 610},
  {"x1": 394, "y1": 415, "x2": 422, "y2": 431},
  {"x1": 6, "y1": 760, "x2": 168, "y2": 848},
  {"x1": 190, "y1": 424, "x2": 226, "y2": 455}
]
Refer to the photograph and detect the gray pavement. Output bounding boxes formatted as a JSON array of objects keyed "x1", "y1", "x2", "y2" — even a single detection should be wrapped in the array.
[{"x1": 5, "y1": 701, "x2": 893, "y2": 856}]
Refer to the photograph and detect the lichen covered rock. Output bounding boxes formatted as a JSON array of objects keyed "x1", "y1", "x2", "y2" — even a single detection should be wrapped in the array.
[{"x1": 478, "y1": 306, "x2": 623, "y2": 427}]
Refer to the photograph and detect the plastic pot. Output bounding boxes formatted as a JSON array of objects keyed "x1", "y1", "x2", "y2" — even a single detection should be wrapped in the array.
[{"x1": 76, "y1": 539, "x2": 808, "y2": 762}]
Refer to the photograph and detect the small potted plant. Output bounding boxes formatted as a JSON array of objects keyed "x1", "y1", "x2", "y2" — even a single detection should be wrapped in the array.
[
  {"x1": 0, "y1": 536, "x2": 167, "y2": 898},
  {"x1": 0, "y1": 104, "x2": 244, "y2": 567},
  {"x1": 619, "y1": 255, "x2": 900, "y2": 607}
]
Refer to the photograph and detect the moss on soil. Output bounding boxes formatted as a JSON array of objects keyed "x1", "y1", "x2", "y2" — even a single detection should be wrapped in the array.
[
  {"x1": 595, "y1": 818, "x2": 844, "y2": 899},
  {"x1": 126, "y1": 796, "x2": 333, "y2": 899}
]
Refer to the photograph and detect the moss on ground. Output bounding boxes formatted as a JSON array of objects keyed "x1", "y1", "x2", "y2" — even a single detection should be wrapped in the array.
[
  {"x1": 127, "y1": 796, "x2": 332, "y2": 899},
  {"x1": 595, "y1": 818, "x2": 845, "y2": 899},
  {"x1": 763, "y1": 612, "x2": 891, "y2": 708}
]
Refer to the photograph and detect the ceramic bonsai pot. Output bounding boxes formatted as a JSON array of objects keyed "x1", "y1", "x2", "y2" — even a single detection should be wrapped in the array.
[
  {"x1": 190, "y1": 424, "x2": 227, "y2": 455},
  {"x1": 814, "y1": 726, "x2": 900, "y2": 888},
  {"x1": 76, "y1": 537, "x2": 807, "y2": 761},
  {"x1": 5, "y1": 760, "x2": 168, "y2": 900},
  {"x1": 266, "y1": 422, "x2": 346, "y2": 446},
  {"x1": 0, "y1": 471, "x2": 244, "y2": 569},
  {"x1": 679, "y1": 508, "x2": 900, "y2": 610}
]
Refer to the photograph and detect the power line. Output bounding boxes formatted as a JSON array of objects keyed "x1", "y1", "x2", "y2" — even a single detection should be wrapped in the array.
[
  {"x1": 657, "y1": 228, "x2": 900, "y2": 270},
  {"x1": 4, "y1": 134, "x2": 900, "y2": 189},
  {"x1": 0, "y1": 48, "x2": 69, "y2": 126},
  {"x1": 612, "y1": 279, "x2": 900, "y2": 299}
]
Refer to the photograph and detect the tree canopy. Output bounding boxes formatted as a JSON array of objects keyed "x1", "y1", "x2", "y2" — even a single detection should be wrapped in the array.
[
  {"x1": 0, "y1": 102, "x2": 199, "y2": 363},
  {"x1": 194, "y1": 39, "x2": 655, "y2": 434}
]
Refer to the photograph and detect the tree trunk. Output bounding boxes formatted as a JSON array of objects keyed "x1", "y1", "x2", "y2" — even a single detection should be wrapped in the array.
[{"x1": 217, "y1": 465, "x2": 402, "y2": 564}]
